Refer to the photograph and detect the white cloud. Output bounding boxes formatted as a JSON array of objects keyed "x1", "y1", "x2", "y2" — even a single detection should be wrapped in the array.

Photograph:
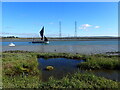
[
  {"x1": 79, "y1": 24, "x2": 101, "y2": 31},
  {"x1": 94, "y1": 26, "x2": 100, "y2": 29},
  {"x1": 79, "y1": 24, "x2": 92, "y2": 30}
]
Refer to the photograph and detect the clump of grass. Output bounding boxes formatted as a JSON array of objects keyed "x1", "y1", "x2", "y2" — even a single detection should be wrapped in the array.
[
  {"x1": 38, "y1": 72, "x2": 119, "y2": 88},
  {"x1": 2, "y1": 51, "x2": 41, "y2": 88},
  {"x1": 2, "y1": 52, "x2": 40, "y2": 76},
  {"x1": 37, "y1": 52, "x2": 85, "y2": 60},
  {"x1": 3, "y1": 72, "x2": 119, "y2": 88},
  {"x1": 3, "y1": 75, "x2": 40, "y2": 88},
  {"x1": 77, "y1": 54, "x2": 120, "y2": 70}
]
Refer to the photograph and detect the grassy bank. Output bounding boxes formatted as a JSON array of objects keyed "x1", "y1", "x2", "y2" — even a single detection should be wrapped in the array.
[
  {"x1": 2, "y1": 51, "x2": 120, "y2": 88},
  {"x1": 3, "y1": 51, "x2": 40, "y2": 76},
  {"x1": 39, "y1": 72, "x2": 119, "y2": 88},
  {"x1": 77, "y1": 54, "x2": 120, "y2": 70},
  {"x1": 3, "y1": 72, "x2": 120, "y2": 88},
  {"x1": 2, "y1": 51, "x2": 41, "y2": 88}
]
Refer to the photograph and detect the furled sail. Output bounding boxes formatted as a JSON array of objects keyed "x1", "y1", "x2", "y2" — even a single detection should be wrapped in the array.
[{"x1": 40, "y1": 27, "x2": 44, "y2": 40}]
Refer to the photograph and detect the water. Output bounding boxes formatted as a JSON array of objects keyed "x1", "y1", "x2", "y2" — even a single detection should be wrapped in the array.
[
  {"x1": 1, "y1": 39, "x2": 119, "y2": 46},
  {"x1": 38, "y1": 58, "x2": 120, "y2": 82},
  {"x1": 88, "y1": 70, "x2": 120, "y2": 82},
  {"x1": 1, "y1": 39, "x2": 119, "y2": 54},
  {"x1": 38, "y1": 58, "x2": 84, "y2": 81}
]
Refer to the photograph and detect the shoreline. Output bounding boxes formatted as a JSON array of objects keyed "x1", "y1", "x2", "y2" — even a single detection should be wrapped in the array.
[{"x1": 1, "y1": 38, "x2": 119, "y2": 42}]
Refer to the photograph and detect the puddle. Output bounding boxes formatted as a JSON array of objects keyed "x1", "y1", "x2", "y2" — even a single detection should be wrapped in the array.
[
  {"x1": 38, "y1": 58, "x2": 120, "y2": 82},
  {"x1": 87, "y1": 70, "x2": 120, "y2": 82},
  {"x1": 38, "y1": 58, "x2": 84, "y2": 81}
]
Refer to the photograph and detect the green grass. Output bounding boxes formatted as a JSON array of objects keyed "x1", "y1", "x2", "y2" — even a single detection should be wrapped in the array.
[
  {"x1": 2, "y1": 51, "x2": 120, "y2": 88},
  {"x1": 37, "y1": 52, "x2": 84, "y2": 60},
  {"x1": 38, "y1": 72, "x2": 119, "y2": 88},
  {"x1": 3, "y1": 75, "x2": 40, "y2": 88},
  {"x1": 77, "y1": 54, "x2": 120, "y2": 70},
  {"x1": 3, "y1": 51, "x2": 40, "y2": 76},
  {"x1": 3, "y1": 72, "x2": 119, "y2": 89}
]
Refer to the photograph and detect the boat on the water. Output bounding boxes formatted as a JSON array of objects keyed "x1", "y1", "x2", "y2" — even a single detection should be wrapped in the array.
[
  {"x1": 9, "y1": 43, "x2": 15, "y2": 47},
  {"x1": 32, "y1": 26, "x2": 49, "y2": 44}
]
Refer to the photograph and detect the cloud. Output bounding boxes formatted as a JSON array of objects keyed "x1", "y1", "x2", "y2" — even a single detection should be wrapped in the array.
[
  {"x1": 94, "y1": 26, "x2": 100, "y2": 29},
  {"x1": 79, "y1": 24, "x2": 92, "y2": 30},
  {"x1": 79, "y1": 24, "x2": 101, "y2": 31}
]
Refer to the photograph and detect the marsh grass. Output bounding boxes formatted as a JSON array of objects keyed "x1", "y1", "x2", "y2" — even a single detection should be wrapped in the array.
[
  {"x1": 77, "y1": 54, "x2": 120, "y2": 70},
  {"x1": 2, "y1": 51, "x2": 120, "y2": 88},
  {"x1": 0, "y1": 66, "x2": 2, "y2": 89},
  {"x1": 3, "y1": 51, "x2": 40, "y2": 76},
  {"x1": 3, "y1": 75, "x2": 40, "y2": 88},
  {"x1": 37, "y1": 52, "x2": 85, "y2": 60},
  {"x1": 38, "y1": 72, "x2": 119, "y2": 88}
]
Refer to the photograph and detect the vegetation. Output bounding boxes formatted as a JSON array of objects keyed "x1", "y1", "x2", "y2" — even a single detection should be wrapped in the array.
[
  {"x1": 2, "y1": 36, "x2": 18, "y2": 38},
  {"x1": 3, "y1": 51, "x2": 39, "y2": 76},
  {"x1": 37, "y1": 52, "x2": 84, "y2": 60},
  {"x1": 77, "y1": 54, "x2": 120, "y2": 70},
  {"x1": 2, "y1": 51, "x2": 120, "y2": 88},
  {"x1": 0, "y1": 61, "x2": 2, "y2": 89},
  {"x1": 39, "y1": 72, "x2": 119, "y2": 88},
  {"x1": 45, "y1": 66, "x2": 54, "y2": 70}
]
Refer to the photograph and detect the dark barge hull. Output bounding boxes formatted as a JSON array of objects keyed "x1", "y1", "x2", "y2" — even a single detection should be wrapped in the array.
[
  {"x1": 32, "y1": 41, "x2": 49, "y2": 43},
  {"x1": 32, "y1": 41, "x2": 45, "y2": 43}
]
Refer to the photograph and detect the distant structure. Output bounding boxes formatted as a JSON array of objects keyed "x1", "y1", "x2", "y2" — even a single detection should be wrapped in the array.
[
  {"x1": 74, "y1": 21, "x2": 77, "y2": 37},
  {"x1": 59, "y1": 21, "x2": 61, "y2": 37}
]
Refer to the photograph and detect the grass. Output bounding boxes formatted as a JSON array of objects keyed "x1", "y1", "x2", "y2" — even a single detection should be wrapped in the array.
[
  {"x1": 37, "y1": 52, "x2": 84, "y2": 60},
  {"x1": 3, "y1": 72, "x2": 119, "y2": 88},
  {"x1": 3, "y1": 51, "x2": 40, "y2": 76},
  {"x1": 2, "y1": 51, "x2": 120, "y2": 88},
  {"x1": 39, "y1": 72, "x2": 119, "y2": 88},
  {"x1": 77, "y1": 54, "x2": 120, "y2": 70}
]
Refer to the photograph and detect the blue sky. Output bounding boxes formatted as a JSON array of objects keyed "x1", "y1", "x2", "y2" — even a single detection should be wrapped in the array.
[{"x1": 2, "y1": 2, "x2": 118, "y2": 37}]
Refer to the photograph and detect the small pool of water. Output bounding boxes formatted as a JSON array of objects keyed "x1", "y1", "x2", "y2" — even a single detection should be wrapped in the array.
[
  {"x1": 38, "y1": 58, "x2": 120, "y2": 82},
  {"x1": 38, "y1": 58, "x2": 84, "y2": 81},
  {"x1": 88, "y1": 70, "x2": 120, "y2": 82}
]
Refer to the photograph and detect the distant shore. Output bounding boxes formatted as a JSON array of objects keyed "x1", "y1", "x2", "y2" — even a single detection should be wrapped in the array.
[
  {"x1": 1, "y1": 37, "x2": 119, "y2": 42},
  {"x1": 1, "y1": 36, "x2": 119, "y2": 39}
]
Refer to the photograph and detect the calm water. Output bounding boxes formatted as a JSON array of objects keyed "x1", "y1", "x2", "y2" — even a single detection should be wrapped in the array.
[
  {"x1": 38, "y1": 58, "x2": 120, "y2": 82},
  {"x1": 38, "y1": 58, "x2": 84, "y2": 81},
  {"x1": 1, "y1": 39, "x2": 119, "y2": 54},
  {"x1": 1, "y1": 39, "x2": 119, "y2": 46},
  {"x1": 88, "y1": 70, "x2": 120, "y2": 82}
]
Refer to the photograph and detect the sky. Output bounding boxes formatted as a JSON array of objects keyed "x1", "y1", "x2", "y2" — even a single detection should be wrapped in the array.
[
  {"x1": 1, "y1": 0, "x2": 120, "y2": 2},
  {"x1": 1, "y1": 2, "x2": 118, "y2": 37}
]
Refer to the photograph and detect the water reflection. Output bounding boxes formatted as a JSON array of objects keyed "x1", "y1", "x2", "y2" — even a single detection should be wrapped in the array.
[
  {"x1": 88, "y1": 70, "x2": 120, "y2": 82},
  {"x1": 38, "y1": 58, "x2": 120, "y2": 82},
  {"x1": 38, "y1": 58, "x2": 84, "y2": 81}
]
